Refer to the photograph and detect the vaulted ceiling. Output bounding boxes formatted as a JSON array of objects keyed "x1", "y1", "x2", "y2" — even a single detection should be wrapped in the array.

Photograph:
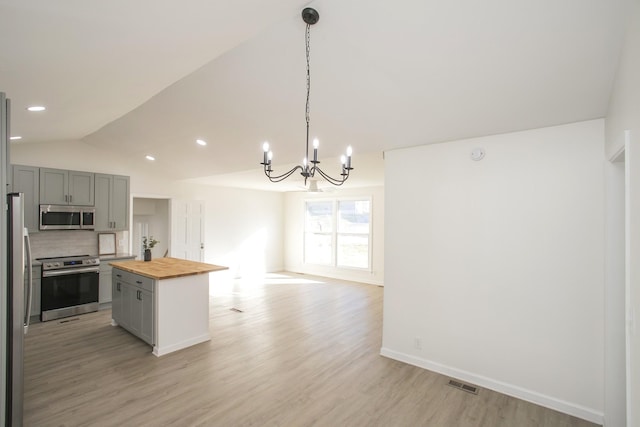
[{"x1": 0, "y1": 0, "x2": 632, "y2": 191}]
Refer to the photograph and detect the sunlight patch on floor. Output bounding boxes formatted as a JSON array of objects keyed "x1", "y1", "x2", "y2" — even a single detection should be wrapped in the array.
[{"x1": 209, "y1": 272, "x2": 324, "y2": 297}]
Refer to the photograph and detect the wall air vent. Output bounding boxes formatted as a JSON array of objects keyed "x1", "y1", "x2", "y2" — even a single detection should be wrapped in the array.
[{"x1": 447, "y1": 379, "x2": 479, "y2": 395}]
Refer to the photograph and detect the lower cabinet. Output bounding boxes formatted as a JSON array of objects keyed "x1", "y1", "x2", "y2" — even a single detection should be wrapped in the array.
[
  {"x1": 99, "y1": 263, "x2": 113, "y2": 304},
  {"x1": 112, "y1": 268, "x2": 154, "y2": 345},
  {"x1": 111, "y1": 279, "x2": 123, "y2": 324},
  {"x1": 100, "y1": 256, "x2": 135, "y2": 304}
]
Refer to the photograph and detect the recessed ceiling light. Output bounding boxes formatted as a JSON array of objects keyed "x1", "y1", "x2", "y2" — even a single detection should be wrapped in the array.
[
  {"x1": 27, "y1": 106, "x2": 46, "y2": 112},
  {"x1": 10, "y1": 136, "x2": 22, "y2": 140},
  {"x1": 145, "y1": 155, "x2": 155, "y2": 161},
  {"x1": 196, "y1": 139, "x2": 207, "y2": 146}
]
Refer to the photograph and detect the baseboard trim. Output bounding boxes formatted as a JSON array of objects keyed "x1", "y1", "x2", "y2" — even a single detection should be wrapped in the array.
[
  {"x1": 153, "y1": 334, "x2": 211, "y2": 357},
  {"x1": 379, "y1": 347, "x2": 603, "y2": 425}
]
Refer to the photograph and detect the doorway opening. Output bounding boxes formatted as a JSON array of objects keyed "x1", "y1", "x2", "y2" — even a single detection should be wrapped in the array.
[{"x1": 132, "y1": 198, "x2": 169, "y2": 260}]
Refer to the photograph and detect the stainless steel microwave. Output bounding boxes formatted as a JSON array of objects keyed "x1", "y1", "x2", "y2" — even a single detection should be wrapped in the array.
[{"x1": 39, "y1": 205, "x2": 95, "y2": 230}]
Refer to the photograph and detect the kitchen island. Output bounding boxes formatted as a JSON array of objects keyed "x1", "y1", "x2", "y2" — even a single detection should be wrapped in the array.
[{"x1": 109, "y1": 257, "x2": 228, "y2": 356}]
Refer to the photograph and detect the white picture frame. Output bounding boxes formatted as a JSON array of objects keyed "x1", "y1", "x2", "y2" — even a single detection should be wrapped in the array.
[{"x1": 98, "y1": 233, "x2": 116, "y2": 255}]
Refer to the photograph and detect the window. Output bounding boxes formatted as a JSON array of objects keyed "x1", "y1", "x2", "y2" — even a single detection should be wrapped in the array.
[
  {"x1": 304, "y1": 198, "x2": 371, "y2": 269},
  {"x1": 337, "y1": 200, "x2": 370, "y2": 268},
  {"x1": 304, "y1": 201, "x2": 333, "y2": 265}
]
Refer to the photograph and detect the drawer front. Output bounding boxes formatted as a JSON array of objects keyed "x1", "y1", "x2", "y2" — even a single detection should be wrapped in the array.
[
  {"x1": 131, "y1": 274, "x2": 154, "y2": 292},
  {"x1": 113, "y1": 269, "x2": 154, "y2": 292}
]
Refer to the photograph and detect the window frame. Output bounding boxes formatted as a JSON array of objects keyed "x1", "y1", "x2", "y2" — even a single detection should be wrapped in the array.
[{"x1": 303, "y1": 196, "x2": 372, "y2": 271}]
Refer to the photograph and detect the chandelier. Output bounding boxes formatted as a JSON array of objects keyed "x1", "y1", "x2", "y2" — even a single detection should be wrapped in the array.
[{"x1": 261, "y1": 7, "x2": 353, "y2": 186}]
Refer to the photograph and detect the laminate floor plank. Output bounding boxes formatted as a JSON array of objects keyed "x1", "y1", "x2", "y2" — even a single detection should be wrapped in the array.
[{"x1": 24, "y1": 273, "x2": 598, "y2": 427}]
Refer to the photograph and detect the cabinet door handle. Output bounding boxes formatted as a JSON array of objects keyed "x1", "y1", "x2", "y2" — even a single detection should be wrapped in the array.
[
  {"x1": 116, "y1": 274, "x2": 122, "y2": 278},
  {"x1": 69, "y1": 195, "x2": 73, "y2": 203},
  {"x1": 136, "y1": 280, "x2": 142, "y2": 284},
  {"x1": 116, "y1": 282, "x2": 121, "y2": 291},
  {"x1": 65, "y1": 195, "x2": 68, "y2": 203}
]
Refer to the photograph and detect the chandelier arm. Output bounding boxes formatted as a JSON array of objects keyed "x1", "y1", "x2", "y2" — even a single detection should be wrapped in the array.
[
  {"x1": 313, "y1": 166, "x2": 349, "y2": 186},
  {"x1": 264, "y1": 165, "x2": 304, "y2": 183}
]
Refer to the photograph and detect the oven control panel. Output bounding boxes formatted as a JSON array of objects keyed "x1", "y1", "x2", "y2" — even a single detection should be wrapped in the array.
[{"x1": 39, "y1": 256, "x2": 100, "y2": 271}]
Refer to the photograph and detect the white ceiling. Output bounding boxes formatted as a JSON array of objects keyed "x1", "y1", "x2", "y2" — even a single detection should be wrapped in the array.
[{"x1": 0, "y1": 0, "x2": 631, "y2": 191}]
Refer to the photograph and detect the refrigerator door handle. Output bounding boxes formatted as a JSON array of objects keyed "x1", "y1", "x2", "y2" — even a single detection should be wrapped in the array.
[{"x1": 24, "y1": 227, "x2": 33, "y2": 334}]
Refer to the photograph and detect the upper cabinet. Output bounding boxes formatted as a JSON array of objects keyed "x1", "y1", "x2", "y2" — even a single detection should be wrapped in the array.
[
  {"x1": 95, "y1": 174, "x2": 129, "y2": 231},
  {"x1": 11, "y1": 165, "x2": 40, "y2": 232},
  {"x1": 40, "y1": 168, "x2": 94, "y2": 206}
]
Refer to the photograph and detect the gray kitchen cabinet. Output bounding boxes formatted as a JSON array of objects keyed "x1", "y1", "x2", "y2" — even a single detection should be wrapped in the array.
[
  {"x1": 25, "y1": 265, "x2": 41, "y2": 317},
  {"x1": 111, "y1": 279, "x2": 122, "y2": 324},
  {"x1": 95, "y1": 174, "x2": 130, "y2": 230},
  {"x1": 99, "y1": 255, "x2": 135, "y2": 304},
  {"x1": 11, "y1": 165, "x2": 39, "y2": 232},
  {"x1": 111, "y1": 268, "x2": 154, "y2": 345},
  {"x1": 99, "y1": 263, "x2": 113, "y2": 303},
  {"x1": 138, "y1": 288, "x2": 153, "y2": 344},
  {"x1": 40, "y1": 168, "x2": 94, "y2": 206},
  {"x1": 121, "y1": 282, "x2": 134, "y2": 330},
  {"x1": 129, "y1": 288, "x2": 153, "y2": 343}
]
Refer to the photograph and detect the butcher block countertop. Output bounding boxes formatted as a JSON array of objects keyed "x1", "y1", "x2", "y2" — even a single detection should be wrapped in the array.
[{"x1": 109, "y1": 257, "x2": 228, "y2": 280}]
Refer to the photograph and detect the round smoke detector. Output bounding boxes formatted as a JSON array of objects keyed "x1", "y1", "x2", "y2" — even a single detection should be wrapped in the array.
[{"x1": 470, "y1": 147, "x2": 485, "y2": 161}]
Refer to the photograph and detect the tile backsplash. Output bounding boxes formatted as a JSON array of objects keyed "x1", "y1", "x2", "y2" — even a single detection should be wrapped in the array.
[{"x1": 29, "y1": 230, "x2": 129, "y2": 259}]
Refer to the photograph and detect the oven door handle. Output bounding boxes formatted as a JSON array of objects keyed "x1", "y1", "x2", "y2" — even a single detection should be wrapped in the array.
[{"x1": 42, "y1": 267, "x2": 100, "y2": 277}]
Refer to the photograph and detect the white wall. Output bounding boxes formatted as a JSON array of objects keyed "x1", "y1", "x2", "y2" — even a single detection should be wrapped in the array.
[
  {"x1": 605, "y1": 1, "x2": 640, "y2": 425},
  {"x1": 604, "y1": 158, "x2": 626, "y2": 427},
  {"x1": 382, "y1": 120, "x2": 605, "y2": 423},
  {"x1": 202, "y1": 186, "x2": 283, "y2": 279},
  {"x1": 11, "y1": 140, "x2": 284, "y2": 278},
  {"x1": 283, "y1": 185, "x2": 384, "y2": 285}
]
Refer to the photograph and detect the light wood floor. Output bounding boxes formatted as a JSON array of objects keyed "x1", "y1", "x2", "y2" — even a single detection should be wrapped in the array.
[{"x1": 24, "y1": 273, "x2": 598, "y2": 427}]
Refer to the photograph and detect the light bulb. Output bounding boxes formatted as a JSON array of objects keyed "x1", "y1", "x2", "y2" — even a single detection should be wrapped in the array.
[
  {"x1": 341, "y1": 155, "x2": 346, "y2": 165},
  {"x1": 313, "y1": 138, "x2": 319, "y2": 149},
  {"x1": 262, "y1": 141, "x2": 270, "y2": 152},
  {"x1": 268, "y1": 151, "x2": 273, "y2": 160},
  {"x1": 303, "y1": 157, "x2": 308, "y2": 167},
  {"x1": 346, "y1": 146, "x2": 353, "y2": 156}
]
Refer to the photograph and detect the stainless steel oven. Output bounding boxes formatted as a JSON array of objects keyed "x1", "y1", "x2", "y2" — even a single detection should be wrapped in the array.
[{"x1": 38, "y1": 255, "x2": 100, "y2": 321}]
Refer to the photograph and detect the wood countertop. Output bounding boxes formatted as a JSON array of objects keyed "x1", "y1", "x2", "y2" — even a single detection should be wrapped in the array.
[{"x1": 109, "y1": 257, "x2": 228, "y2": 280}]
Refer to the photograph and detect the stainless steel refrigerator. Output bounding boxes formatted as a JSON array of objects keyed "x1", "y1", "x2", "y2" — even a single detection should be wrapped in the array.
[
  {"x1": 6, "y1": 194, "x2": 33, "y2": 426},
  {"x1": 2, "y1": 92, "x2": 34, "y2": 426}
]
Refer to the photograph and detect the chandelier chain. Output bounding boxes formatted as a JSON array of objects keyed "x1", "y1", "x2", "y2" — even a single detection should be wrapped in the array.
[{"x1": 305, "y1": 23, "x2": 311, "y2": 128}]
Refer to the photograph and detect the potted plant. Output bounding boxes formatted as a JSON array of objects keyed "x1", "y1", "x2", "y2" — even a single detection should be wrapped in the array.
[{"x1": 142, "y1": 236, "x2": 159, "y2": 262}]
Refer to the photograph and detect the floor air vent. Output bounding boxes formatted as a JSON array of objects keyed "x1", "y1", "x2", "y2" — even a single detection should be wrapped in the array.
[{"x1": 447, "y1": 379, "x2": 478, "y2": 394}]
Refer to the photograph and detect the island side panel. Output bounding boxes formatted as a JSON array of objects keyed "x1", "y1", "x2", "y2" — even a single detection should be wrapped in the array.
[{"x1": 152, "y1": 274, "x2": 211, "y2": 357}]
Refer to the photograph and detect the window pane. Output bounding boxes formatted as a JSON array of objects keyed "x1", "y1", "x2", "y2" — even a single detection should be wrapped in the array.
[
  {"x1": 305, "y1": 233, "x2": 332, "y2": 265},
  {"x1": 337, "y1": 234, "x2": 369, "y2": 268},
  {"x1": 338, "y1": 200, "x2": 370, "y2": 233},
  {"x1": 305, "y1": 201, "x2": 333, "y2": 233}
]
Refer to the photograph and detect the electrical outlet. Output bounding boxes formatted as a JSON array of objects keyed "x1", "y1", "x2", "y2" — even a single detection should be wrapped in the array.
[{"x1": 414, "y1": 337, "x2": 422, "y2": 350}]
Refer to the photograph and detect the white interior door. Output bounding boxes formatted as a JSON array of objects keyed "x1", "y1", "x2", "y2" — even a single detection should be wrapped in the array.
[{"x1": 170, "y1": 200, "x2": 204, "y2": 262}]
